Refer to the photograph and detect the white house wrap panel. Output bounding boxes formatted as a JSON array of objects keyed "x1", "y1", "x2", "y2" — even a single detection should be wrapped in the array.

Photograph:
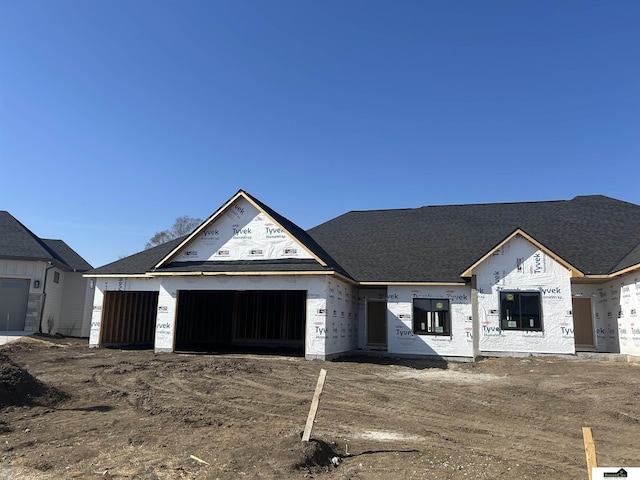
[
  {"x1": 474, "y1": 235, "x2": 574, "y2": 355},
  {"x1": 324, "y1": 278, "x2": 359, "y2": 356},
  {"x1": 606, "y1": 274, "x2": 640, "y2": 356},
  {"x1": 387, "y1": 285, "x2": 473, "y2": 358},
  {"x1": 176, "y1": 197, "x2": 313, "y2": 262}
]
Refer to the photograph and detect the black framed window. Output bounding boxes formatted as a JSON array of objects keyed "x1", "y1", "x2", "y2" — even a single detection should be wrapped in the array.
[
  {"x1": 413, "y1": 298, "x2": 450, "y2": 335},
  {"x1": 53, "y1": 271, "x2": 60, "y2": 284},
  {"x1": 500, "y1": 291, "x2": 542, "y2": 331}
]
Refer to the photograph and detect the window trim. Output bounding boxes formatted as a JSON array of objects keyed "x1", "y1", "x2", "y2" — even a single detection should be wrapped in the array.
[
  {"x1": 412, "y1": 298, "x2": 451, "y2": 336},
  {"x1": 500, "y1": 290, "x2": 543, "y2": 331}
]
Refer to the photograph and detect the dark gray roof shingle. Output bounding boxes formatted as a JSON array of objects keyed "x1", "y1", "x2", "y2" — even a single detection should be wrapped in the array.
[
  {"x1": 0, "y1": 211, "x2": 92, "y2": 271},
  {"x1": 0, "y1": 211, "x2": 53, "y2": 261},
  {"x1": 308, "y1": 195, "x2": 640, "y2": 282},
  {"x1": 89, "y1": 236, "x2": 187, "y2": 275},
  {"x1": 87, "y1": 194, "x2": 640, "y2": 282},
  {"x1": 41, "y1": 239, "x2": 93, "y2": 271}
]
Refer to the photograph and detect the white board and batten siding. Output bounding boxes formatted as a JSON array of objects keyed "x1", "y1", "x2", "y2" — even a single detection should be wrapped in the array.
[
  {"x1": 0, "y1": 259, "x2": 47, "y2": 332},
  {"x1": 58, "y1": 272, "x2": 94, "y2": 337}
]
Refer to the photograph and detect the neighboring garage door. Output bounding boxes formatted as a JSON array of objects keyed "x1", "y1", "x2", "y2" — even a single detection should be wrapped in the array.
[
  {"x1": 0, "y1": 278, "x2": 30, "y2": 331},
  {"x1": 101, "y1": 291, "x2": 158, "y2": 346},
  {"x1": 175, "y1": 290, "x2": 306, "y2": 350}
]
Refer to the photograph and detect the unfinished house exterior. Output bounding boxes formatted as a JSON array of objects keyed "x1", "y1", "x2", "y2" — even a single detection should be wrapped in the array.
[
  {"x1": 86, "y1": 191, "x2": 640, "y2": 361},
  {"x1": 0, "y1": 211, "x2": 94, "y2": 337}
]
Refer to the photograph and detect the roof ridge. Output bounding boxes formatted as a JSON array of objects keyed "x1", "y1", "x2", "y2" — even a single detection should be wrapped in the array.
[
  {"x1": 609, "y1": 237, "x2": 640, "y2": 274},
  {"x1": 0, "y1": 211, "x2": 63, "y2": 264}
]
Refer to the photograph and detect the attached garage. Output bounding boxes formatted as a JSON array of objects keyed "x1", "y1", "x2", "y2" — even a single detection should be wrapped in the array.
[
  {"x1": 174, "y1": 290, "x2": 306, "y2": 351},
  {"x1": 100, "y1": 291, "x2": 158, "y2": 346}
]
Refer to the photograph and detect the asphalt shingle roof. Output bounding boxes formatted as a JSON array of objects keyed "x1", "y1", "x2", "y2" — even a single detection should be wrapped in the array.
[
  {"x1": 307, "y1": 195, "x2": 640, "y2": 283},
  {"x1": 0, "y1": 211, "x2": 92, "y2": 271},
  {"x1": 90, "y1": 236, "x2": 187, "y2": 275},
  {"x1": 88, "y1": 194, "x2": 640, "y2": 282}
]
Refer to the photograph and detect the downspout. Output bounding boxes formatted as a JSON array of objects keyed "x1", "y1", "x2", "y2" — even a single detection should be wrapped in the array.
[{"x1": 38, "y1": 261, "x2": 57, "y2": 334}]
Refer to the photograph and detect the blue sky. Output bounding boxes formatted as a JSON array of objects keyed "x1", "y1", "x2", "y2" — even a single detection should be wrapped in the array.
[{"x1": 1, "y1": 0, "x2": 638, "y2": 268}]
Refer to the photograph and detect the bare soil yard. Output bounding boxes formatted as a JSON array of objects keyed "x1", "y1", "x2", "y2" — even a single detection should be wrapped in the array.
[{"x1": 1, "y1": 335, "x2": 639, "y2": 479}]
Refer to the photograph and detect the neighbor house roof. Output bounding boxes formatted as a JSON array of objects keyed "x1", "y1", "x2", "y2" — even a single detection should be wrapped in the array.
[
  {"x1": 0, "y1": 211, "x2": 93, "y2": 271},
  {"x1": 307, "y1": 195, "x2": 640, "y2": 283}
]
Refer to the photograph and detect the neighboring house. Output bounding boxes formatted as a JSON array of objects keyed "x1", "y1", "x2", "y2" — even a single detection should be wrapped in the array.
[
  {"x1": 0, "y1": 211, "x2": 94, "y2": 337},
  {"x1": 85, "y1": 190, "x2": 640, "y2": 360}
]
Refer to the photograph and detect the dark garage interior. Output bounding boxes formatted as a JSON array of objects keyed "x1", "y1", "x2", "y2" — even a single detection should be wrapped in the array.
[
  {"x1": 100, "y1": 291, "x2": 159, "y2": 346},
  {"x1": 174, "y1": 290, "x2": 306, "y2": 353}
]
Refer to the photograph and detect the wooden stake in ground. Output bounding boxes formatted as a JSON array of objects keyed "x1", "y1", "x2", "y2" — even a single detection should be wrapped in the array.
[
  {"x1": 582, "y1": 426, "x2": 597, "y2": 480},
  {"x1": 302, "y1": 368, "x2": 327, "y2": 442}
]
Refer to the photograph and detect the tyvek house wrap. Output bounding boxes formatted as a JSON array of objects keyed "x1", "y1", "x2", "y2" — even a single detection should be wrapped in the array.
[
  {"x1": 176, "y1": 197, "x2": 314, "y2": 262},
  {"x1": 324, "y1": 278, "x2": 359, "y2": 356},
  {"x1": 306, "y1": 278, "x2": 359, "y2": 359},
  {"x1": 474, "y1": 235, "x2": 575, "y2": 355},
  {"x1": 387, "y1": 285, "x2": 473, "y2": 358},
  {"x1": 571, "y1": 283, "x2": 619, "y2": 353},
  {"x1": 608, "y1": 274, "x2": 640, "y2": 357}
]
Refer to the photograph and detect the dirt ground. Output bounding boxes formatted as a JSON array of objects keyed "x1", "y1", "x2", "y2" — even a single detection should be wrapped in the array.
[{"x1": 1, "y1": 336, "x2": 639, "y2": 479}]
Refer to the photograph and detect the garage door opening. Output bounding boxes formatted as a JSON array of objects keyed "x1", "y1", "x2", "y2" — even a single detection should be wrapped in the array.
[
  {"x1": 101, "y1": 291, "x2": 158, "y2": 347},
  {"x1": 175, "y1": 290, "x2": 305, "y2": 354},
  {"x1": 0, "y1": 278, "x2": 30, "y2": 331}
]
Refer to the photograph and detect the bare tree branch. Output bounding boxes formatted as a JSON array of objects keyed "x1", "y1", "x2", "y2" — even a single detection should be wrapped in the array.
[{"x1": 145, "y1": 216, "x2": 202, "y2": 249}]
